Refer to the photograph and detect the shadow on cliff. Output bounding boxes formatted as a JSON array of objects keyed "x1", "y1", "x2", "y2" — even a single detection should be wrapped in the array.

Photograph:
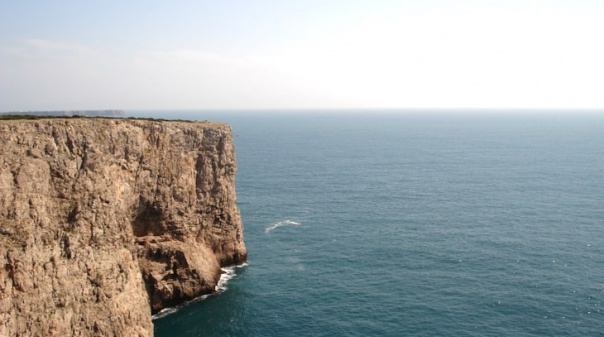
[
  {"x1": 130, "y1": 197, "x2": 219, "y2": 314},
  {"x1": 131, "y1": 198, "x2": 165, "y2": 237}
]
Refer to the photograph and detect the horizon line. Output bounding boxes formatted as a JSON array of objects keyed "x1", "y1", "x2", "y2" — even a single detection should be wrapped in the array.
[{"x1": 3, "y1": 108, "x2": 604, "y2": 114}]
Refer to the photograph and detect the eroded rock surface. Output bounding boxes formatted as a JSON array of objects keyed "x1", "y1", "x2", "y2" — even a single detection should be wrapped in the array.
[{"x1": 0, "y1": 118, "x2": 247, "y2": 336}]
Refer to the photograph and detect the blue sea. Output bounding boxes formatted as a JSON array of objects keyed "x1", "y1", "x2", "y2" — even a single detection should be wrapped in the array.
[{"x1": 133, "y1": 111, "x2": 604, "y2": 336}]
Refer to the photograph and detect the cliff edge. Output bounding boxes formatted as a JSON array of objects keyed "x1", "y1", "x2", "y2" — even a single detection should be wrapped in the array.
[{"x1": 0, "y1": 118, "x2": 247, "y2": 337}]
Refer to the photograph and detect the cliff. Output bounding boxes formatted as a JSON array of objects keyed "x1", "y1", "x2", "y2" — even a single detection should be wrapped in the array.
[{"x1": 0, "y1": 118, "x2": 247, "y2": 337}]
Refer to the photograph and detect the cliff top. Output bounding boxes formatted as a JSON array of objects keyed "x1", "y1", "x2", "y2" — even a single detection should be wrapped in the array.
[
  {"x1": 0, "y1": 115, "x2": 229, "y2": 129},
  {"x1": 0, "y1": 110, "x2": 125, "y2": 117}
]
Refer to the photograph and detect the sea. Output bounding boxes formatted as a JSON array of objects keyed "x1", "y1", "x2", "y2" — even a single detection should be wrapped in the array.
[{"x1": 129, "y1": 110, "x2": 604, "y2": 337}]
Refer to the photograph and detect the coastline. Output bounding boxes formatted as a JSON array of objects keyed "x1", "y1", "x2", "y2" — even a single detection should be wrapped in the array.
[{"x1": 151, "y1": 263, "x2": 249, "y2": 320}]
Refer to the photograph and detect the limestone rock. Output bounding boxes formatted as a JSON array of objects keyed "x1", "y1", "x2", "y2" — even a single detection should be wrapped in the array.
[{"x1": 0, "y1": 118, "x2": 247, "y2": 337}]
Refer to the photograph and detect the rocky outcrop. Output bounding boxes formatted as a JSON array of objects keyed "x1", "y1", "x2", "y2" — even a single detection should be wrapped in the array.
[{"x1": 0, "y1": 118, "x2": 247, "y2": 337}]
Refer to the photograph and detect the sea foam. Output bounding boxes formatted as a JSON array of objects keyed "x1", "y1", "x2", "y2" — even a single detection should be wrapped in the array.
[
  {"x1": 216, "y1": 263, "x2": 249, "y2": 293},
  {"x1": 264, "y1": 220, "x2": 301, "y2": 234},
  {"x1": 152, "y1": 262, "x2": 248, "y2": 320}
]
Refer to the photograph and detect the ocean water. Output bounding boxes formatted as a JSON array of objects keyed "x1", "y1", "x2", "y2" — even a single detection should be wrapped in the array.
[{"x1": 141, "y1": 111, "x2": 604, "y2": 337}]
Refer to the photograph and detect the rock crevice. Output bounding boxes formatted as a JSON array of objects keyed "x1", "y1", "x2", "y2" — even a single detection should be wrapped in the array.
[{"x1": 0, "y1": 118, "x2": 247, "y2": 337}]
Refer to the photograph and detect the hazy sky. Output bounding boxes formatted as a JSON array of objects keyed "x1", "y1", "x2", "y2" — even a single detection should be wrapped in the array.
[{"x1": 1, "y1": 0, "x2": 603, "y2": 111}]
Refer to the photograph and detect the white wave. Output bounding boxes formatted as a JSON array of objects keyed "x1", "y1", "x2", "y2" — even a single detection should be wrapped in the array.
[
  {"x1": 152, "y1": 262, "x2": 248, "y2": 320},
  {"x1": 265, "y1": 220, "x2": 301, "y2": 234},
  {"x1": 152, "y1": 307, "x2": 178, "y2": 320},
  {"x1": 216, "y1": 262, "x2": 248, "y2": 293},
  {"x1": 151, "y1": 293, "x2": 210, "y2": 320}
]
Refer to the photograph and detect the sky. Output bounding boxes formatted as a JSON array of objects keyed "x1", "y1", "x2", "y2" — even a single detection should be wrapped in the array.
[{"x1": 1, "y1": 0, "x2": 603, "y2": 111}]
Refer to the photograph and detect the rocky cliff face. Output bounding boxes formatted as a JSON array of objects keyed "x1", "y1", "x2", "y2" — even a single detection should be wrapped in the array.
[{"x1": 0, "y1": 118, "x2": 247, "y2": 337}]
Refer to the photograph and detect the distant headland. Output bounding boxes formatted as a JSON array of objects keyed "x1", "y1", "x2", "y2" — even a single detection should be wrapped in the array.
[{"x1": 0, "y1": 109, "x2": 125, "y2": 117}]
